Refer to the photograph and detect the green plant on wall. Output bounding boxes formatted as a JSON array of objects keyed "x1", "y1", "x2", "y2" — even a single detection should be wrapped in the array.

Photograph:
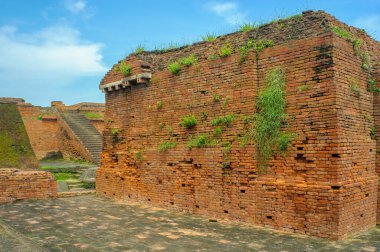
[
  {"x1": 187, "y1": 134, "x2": 212, "y2": 149},
  {"x1": 158, "y1": 141, "x2": 177, "y2": 152},
  {"x1": 168, "y1": 61, "x2": 181, "y2": 75},
  {"x1": 367, "y1": 78, "x2": 380, "y2": 94},
  {"x1": 239, "y1": 22, "x2": 256, "y2": 32},
  {"x1": 211, "y1": 114, "x2": 235, "y2": 128},
  {"x1": 119, "y1": 61, "x2": 132, "y2": 77},
  {"x1": 157, "y1": 100, "x2": 163, "y2": 110},
  {"x1": 370, "y1": 127, "x2": 376, "y2": 140},
  {"x1": 348, "y1": 79, "x2": 360, "y2": 94},
  {"x1": 180, "y1": 54, "x2": 198, "y2": 66},
  {"x1": 202, "y1": 33, "x2": 217, "y2": 42},
  {"x1": 134, "y1": 150, "x2": 143, "y2": 161},
  {"x1": 219, "y1": 43, "x2": 233, "y2": 58},
  {"x1": 253, "y1": 67, "x2": 293, "y2": 172},
  {"x1": 179, "y1": 114, "x2": 197, "y2": 129},
  {"x1": 240, "y1": 39, "x2": 274, "y2": 61}
]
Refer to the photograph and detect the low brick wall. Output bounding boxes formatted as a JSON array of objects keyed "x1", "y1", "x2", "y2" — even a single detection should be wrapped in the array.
[{"x1": 0, "y1": 169, "x2": 57, "y2": 203}]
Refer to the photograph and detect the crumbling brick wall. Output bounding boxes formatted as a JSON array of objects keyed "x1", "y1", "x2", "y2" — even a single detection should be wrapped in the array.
[
  {"x1": 97, "y1": 11, "x2": 379, "y2": 239},
  {"x1": 0, "y1": 169, "x2": 57, "y2": 203}
]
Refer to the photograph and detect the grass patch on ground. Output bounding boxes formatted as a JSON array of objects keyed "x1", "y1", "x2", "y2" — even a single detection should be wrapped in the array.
[
  {"x1": 81, "y1": 112, "x2": 103, "y2": 120},
  {"x1": 52, "y1": 172, "x2": 79, "y2": 181}
]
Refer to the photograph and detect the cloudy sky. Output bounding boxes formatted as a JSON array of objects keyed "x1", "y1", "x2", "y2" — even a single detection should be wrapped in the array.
[{"x1": 0, "y1": 0, "x2": 379, "y2": 106}]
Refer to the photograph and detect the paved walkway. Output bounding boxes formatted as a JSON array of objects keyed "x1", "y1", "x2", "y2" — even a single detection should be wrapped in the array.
[{"x1": 0, "y1": 195, "x2": 379, "y2": 251}]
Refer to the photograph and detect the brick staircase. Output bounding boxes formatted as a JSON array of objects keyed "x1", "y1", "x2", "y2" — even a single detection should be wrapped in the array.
[{"x1": 60, "y1": 112, "x2": 102, "y2": 164}]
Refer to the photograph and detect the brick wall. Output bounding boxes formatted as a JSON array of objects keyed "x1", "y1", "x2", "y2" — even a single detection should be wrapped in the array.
[
  {"x1": 97, "y1": 11, "x2": 379, "y2": 239},
  {"x1": 0, "y1": 169, "x2": 57, "y2": 203},
  {"x1": 18, "y1": 105, "x2": 60, "y2": 160}
]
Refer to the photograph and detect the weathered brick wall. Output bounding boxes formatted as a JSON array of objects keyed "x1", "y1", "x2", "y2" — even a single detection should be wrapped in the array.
[
  {"x1": 0, "y1": 169, "x2": 57, "y2": 203},
  {"x1": 18, "y1": 105, "x2": 60, "y2": 160},
  {"x1": 97, "y1": 11, "x2": 379, "y2": 239}
]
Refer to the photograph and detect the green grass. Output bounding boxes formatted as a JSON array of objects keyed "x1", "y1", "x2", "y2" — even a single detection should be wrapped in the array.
[
  {"x1": 82, "y1": 112, "x2": 103, "y2": 119},
  {"x1": 349, "y1": 79, "x2": 360, "y2": 94},
  {"x1": 361, "y1": 52, "x2": 370, "y2": 70},
  {"x1": 242, "y1": 115, "x2": 253, "y2": 125},
  {"x1": 202, "y1": 33, "x2": 217, "y2": 42},
  {"x1": 53, "y1": 172, "x2": 78, "y2": 181},
  {"x1": 239, "y1": 22, "x2": 256, "y2": 32},
  {"x1": 179, "y1": 114, "x2": 197, "y2": 129},
  {"x1": 208, "y1": 54, "x2": 218, "y2": 60},
  {"x1": 367, "y1": 78, "x2": 380, "y2": 94},
  {"x1": 135, "y1": 44, "x2": 145, "y2": 54},
  {"x1": 211, "y1": 114, "x2": 235, "y2": 127},
  {"x1": 180, "y1": 54, "x2": 198, "y2": 66},
  {"x1": 240, "y1": 39, "x2": 274, "y2": 61},
  {"x1": 331, "y1": 26, "x2": 352, "y2": 40},
  {"x1": 158, "y1": 141, "x2": 177, "y2": 152},
  {"x1": 119, "y1": 61, "x2": 132, "y2": 77},
  {"x1": 213, "y1": 94, "x2": 221, "y2": 102},
  {"x1": 168, "y1": 61, "x2": 181, "y2": 74},
  {"x1": 187, "y1": 134, "x2": 211, "y2": 149},
  {"x1": 213, "y1": 127, "x2": 223, "y2": 138},
  {"x1": 219, "y1": 43, "x2": 233, "y2": 58},
  {"x1": 353, "y1": 39, "x2": 362, "y2": 56}
]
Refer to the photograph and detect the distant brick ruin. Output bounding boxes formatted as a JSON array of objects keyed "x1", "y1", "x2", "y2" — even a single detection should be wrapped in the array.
[
  {"x1": 97, "y1": 11, "x2": 380, "y2": 239},
  {"x1": 0, "y1": 98, "x2": 105, "y2": 164}
]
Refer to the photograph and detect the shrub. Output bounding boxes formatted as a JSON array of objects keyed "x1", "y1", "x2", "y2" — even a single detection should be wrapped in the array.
[
  {"x1": 211, "y1": 114, "x2": 235, "y2": 127},
  {"x1": 119, "y1": 62, "x2": 132, "y2": 77},
  {"x1": 213, "y1": 127, "x2": 223, "y2": 138},
  {"x1": 158, "y1": 141, "x2": 177, "y2": 152},
  {"x1": 219, "y1": 43, "x2": 233, "y2": 58},
  {"x1": 180, "y1": 114, "x2": 197, "y2": 129},
  {"x1": 110, "y1": 128, "x2": 119, "y2": 135},
  {"x1": 187, "y1": 134, "x2": 210, "y2": 149},
  {"x1": 277, "y1": 133, "x2": 295, "y2": 153},
  {"x1": 202, "y1": 33, "x2": 217, "y2": 42},
  {"x1": 361, "y1": 52, "x2": 370, "y2": 70},
  {"x1": 168, "y1": 61, "x2": 181, "y2": 74},
  {"x1": 180, "y1": 54, "x2": 198, "y2": 66},
  {"x1": 353, "y1": 39, "x2": 362, "y2": 56}
]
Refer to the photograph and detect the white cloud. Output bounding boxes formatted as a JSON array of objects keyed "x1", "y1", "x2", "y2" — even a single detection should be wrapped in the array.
[
  {"x1": 205, "y1": 2, "x2": 247, "y2": 25},
  {"x1": 65, "y1": 0, "x2": 86, "y2": 14},
  {"x1": 353, "y1": 15, "x2": 380, "y2": 40},
  {"x1": 0, "y1": 24, "x2": 107, "y2": 88}
]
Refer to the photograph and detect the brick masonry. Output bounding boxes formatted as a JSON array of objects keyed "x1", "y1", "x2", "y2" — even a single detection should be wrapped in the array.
[
  {"x1": 96, "y1": 11, "x2": 380, "y2": 239},
  {"x1": 0, "y1": 168, "x2": 57, "y2": 203},
  {"x1": 14, "y1": 100, "x2": 105, "y2": 161}
]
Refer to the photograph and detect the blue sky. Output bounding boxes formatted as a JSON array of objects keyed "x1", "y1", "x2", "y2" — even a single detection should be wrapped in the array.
[{"x1": 0, "y1": 0, "x2": 379, "y2": 106}]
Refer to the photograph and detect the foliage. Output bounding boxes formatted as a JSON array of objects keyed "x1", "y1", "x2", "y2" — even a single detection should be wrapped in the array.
[
  {"x1": 135, "y1": 44, "x2": 145, "y2": 54},
  {"x1": 134, "y1": 151, "x2": 143, "y2": 161},
  {"x1": 361, "y1": 52, "x2": 370, "y2": 70},
  {"x1": 110, "y1": 128, "x2": 119, "y2": 135},
  {"x1": 242, "y1": 115, "x2": 253, "y2": 125},
  {"x1": 222, "y1": 142, "x2": 232, "y2": 167},
  {"x1": 211, "y1": 114, "x2": 235, "y2": 127},
  {"x1": 119, "y1": 61, "x2": 132, "y2": 77},
  {"x1": 223, "y1": 98, "x2": 229, "y2": 108},
  {"x1": 331, "y1": 26, "x2": 352, "y2": 40},
  {"x1": 179, "y1": 114, "x2": 197, "y2": 129},
  {"x1": 82, "y1": 112, "x2": 103, "y2": 119},
  {"x1": 208, "y1": 54, "x2": 218, "y2": 60},
  {"x1": 240, "y1": 39, "x2": 274, "y2": 61},
  {"x1": 180, "y1": 54, "x2": 198, "y2": 66},
  {"x1": 353, "y1": 39, "x2": 362, "y2": 56},
  {"x1": 201, "y1": 112, "x2": 208, "y2": 120},
  {"x1": 52, "y1": 172, "x2": 78, "y2": 181},
  {"x1": 349, "y1": 79, "x2": 360, "y2": 94},
  {"x1": 158, "y1": 141, "x2": 177, "y2": 152},
  {"x1": 219, "y1": 43, "x2": 233, "y2": 58},
  {"x1": 253, "y1": 68, "x2": 289, "y2": 172},
  {"x1": 202, "y1": 33, "x2": 217, "y2": 42},
  {"x1": 213, "y1": 94, "x2": 221, "y2": 102},
  {"x1": 168, "y1": 61, "x2": 181, "y2": 74},
  {"x1": 277, "y1": 133, "x2": 295, "y2": 153},
  {"x1": 370, "y1": 127, "x2": 376, "y2": 140},
  {"x1": 298, "y1": 84, "x2": 310, "y2": 92},
  {"x1": 213, "y1": 127, "x2": 223, "y2": 138},
  {"x1": 367, "y1": 78, "x2": 380, "y2": 94},
  {"x1": 240, "y1": 22, "x2": 256, "y2": 32},
  {"x1": 157, "y1": 100, "x2": 163, "y2": 110},
  {"x1": 159, "y1": 123, "x2": 165, "y2": 129},
  {"x1": 187, "y1": 134, "x2": 211, "y2": 149}
]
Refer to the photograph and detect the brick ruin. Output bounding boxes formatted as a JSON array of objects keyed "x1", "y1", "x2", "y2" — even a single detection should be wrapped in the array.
[
  {"x1": 96, "y1": 11, "x2": 380, "y2": 239},
  {"x1": 0, "y1": 98, "x2": 105, "y2": 163},
  {"x1": 0, "y1": 169, "x2": 57, "y2": 203}
]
